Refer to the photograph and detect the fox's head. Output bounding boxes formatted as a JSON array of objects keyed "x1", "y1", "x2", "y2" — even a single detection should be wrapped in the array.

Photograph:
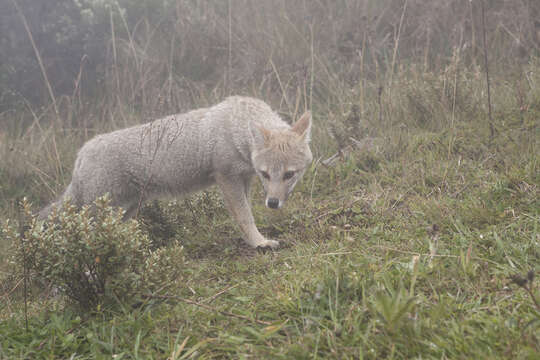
[{"x1": 250, "y1": 111, "x2": 313, "y2": 209}]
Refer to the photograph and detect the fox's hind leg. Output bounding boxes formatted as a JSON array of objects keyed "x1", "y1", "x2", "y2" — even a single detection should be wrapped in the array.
[{"x1": 216, "y1": 173, "x2": 279, "y2": 249}]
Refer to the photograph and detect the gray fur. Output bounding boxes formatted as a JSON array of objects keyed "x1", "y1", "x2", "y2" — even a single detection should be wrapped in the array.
[{"x1": 39, "y1": 96, "x2": 313, "y2": 248}]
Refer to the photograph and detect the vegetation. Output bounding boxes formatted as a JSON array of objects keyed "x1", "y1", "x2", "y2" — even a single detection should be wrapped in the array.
[
  {"x1": 1, "y1": 0, "x2": 539, "y2": 358},
  {"x1": 4, "y1": 196, "x2": 185, "y2": 309}
]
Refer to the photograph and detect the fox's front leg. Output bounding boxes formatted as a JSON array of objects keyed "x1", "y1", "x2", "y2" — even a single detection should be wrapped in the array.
[{"x1": 216, "y1": 173, "x2": 279, "y2": 249}]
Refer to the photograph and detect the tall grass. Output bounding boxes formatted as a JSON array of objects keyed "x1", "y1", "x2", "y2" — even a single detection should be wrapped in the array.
[{"x1": 1, "y1": 1, "x2": 538, "y2": 216}]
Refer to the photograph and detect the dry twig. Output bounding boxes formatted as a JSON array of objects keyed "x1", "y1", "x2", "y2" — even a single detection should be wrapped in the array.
[{"x1": 143, "y1": 294, "x2": 272, "y2": 325}]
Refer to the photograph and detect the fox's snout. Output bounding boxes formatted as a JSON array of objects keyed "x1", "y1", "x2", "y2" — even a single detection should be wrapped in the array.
[
  {"x1": 266, "y1": 197, "x2": 281, "y2": 209},
  {"x1": 263, "y1": 180, "x2": 294, "y2": 209}
]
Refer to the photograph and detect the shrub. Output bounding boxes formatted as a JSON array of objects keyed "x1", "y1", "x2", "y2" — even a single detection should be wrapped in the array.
[
  {"x1": 138, "y1": 200, "x2": 178, "y2": 250},
  {"x1": 3, "y1": 196, "x2": 185, "y2": 310}
]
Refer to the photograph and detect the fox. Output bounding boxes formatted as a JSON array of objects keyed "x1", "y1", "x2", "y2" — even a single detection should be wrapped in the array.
[{"x1": 39, "y1": 96, "x2": 313, "y2": 249}]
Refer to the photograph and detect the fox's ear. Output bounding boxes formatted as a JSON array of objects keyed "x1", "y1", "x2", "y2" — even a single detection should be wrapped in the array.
[
  {"x1": 292, "y1": 111, "x2": 312, "y2": 143},
  {"x1": 249, "y1": 121, "x2": 272, "y2": 147}
]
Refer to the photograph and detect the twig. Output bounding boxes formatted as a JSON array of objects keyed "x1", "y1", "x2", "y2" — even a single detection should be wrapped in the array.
[
  {"x1": 309, "y1": 22, "x2": 314, "y2": 111},
  {"x1": 480, "y1": 0, "x2": 495, "y2": 140},
  {"x1": 309, "y1": 157, "x2": 321, "y2": 206},
  {"x1": 269, "y1": 58, "x2": 292, "y2": 115},
  {"x1": 510, "y1": 271, "x2": 540, "y2": 312},
  {"x1": 143, "y1": 294, "x2": 272, "y2": 325},
  {"x1": 11, "y1": 0, "x2": 59, "y2": 123},
  {"x1": 322, "y1": 136, "x2": 381, "y2": 167},
  {"x1": 203, "y1": 284, "x2": 239, "y2": 304},
  {"x1": 314, "y1": 196, "x2": 365, "y2": 221},
  {"x1": 389, "y1": 0, "x2": 408, "y2": 86},
  {"x1": 368, "y1": 245, "x2": 501, "y2": 266},
  {"x1": 227, "y1": 0, "x2": 232, "y2": 96},
  {"x1": 12, "y1": 0, "x2": 64, "y2": 181},
  {"x1": 451, "y1": 26, "x2": 464, "y2": 129},
  {"x1": 284, "y1": 252, "x2": 352, "y2": 260},
  {"x1": 451, "y1": 183, "x2": 471, "y2": 198},
  {"x1": 524, "y1": 286, "x2": 540, "y2": 311},
  {"x1": 0, "y1": 277, "x2": 24, "y2": 300},
  {"x1": 378, "y1": 85, "x2": 384, "y2": 124},
  {"x1": 110, "y1": 8, "x2": 121, "y2": 101},
  {"x1": 17, "y1": 200, "x2": 29, "y2": 332},
  {"x1": 321, "y1": 145, "x2": 353, "y2": 167}
]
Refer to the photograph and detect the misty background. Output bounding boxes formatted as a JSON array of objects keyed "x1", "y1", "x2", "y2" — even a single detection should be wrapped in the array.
[{"x1": 1, "y1": 0, "x2": 538, "y2": 115}]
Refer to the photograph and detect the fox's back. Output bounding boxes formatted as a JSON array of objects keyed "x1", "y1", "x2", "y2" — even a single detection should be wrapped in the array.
[
  {"x1": 73, "y1": 97, "x2": 288, "y2": 198},
  {"x1": 86, "y1": 96, "x2": 285, "y2": 152}
]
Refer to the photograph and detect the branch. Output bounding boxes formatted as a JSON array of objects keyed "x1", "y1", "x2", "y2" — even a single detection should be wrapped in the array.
[{"x1": 143, "y1": 294, "x2": 272, "y2": 325}]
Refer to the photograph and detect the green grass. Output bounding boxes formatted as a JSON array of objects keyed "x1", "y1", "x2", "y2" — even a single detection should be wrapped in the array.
[
  {"x1": 1, "y1": 59, "x2": 540, "y2": 358},
  {"x1": 2, "y1": 0, "x2": 540, "y2": 356},
  {"x1": 1, "y1": 107, "x2": 538, "y2": 359}
]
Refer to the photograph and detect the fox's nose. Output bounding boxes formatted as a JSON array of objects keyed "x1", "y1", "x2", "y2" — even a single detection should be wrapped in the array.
[{"x1": 267, "y1": 198, "x2": 279, "y2": 209}]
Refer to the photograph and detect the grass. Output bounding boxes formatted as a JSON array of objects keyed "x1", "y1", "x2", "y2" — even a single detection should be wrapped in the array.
[
  {"x1": 0, "y1": 4, "x2": 539, "y2": 352},
  {"x1": 0, "y1": 5, "x2": 539, "y2": 360},
  {"x1": 1, "y1": 87, "x2": 539, "y2": 358}
]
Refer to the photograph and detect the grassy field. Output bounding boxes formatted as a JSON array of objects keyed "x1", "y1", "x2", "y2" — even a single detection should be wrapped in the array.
[
  {"x1": 0, "y1": 1, "x2": 539, "y2": 355},
  {"x1": 1, "y1": 64, "x2": 539, "y2": 358}
]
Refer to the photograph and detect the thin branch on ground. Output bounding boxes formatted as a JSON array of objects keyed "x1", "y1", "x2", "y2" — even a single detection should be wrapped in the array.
[{"x1": 143, "y1": 293, "x2": 272, "y2": 325}]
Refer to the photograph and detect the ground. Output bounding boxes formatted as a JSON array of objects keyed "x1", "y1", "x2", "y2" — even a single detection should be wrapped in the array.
[{"x1": 1, "y1": 107, "x2": 538, "y2": 358}]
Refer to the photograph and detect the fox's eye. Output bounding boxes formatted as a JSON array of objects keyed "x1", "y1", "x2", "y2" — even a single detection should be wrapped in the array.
[
  {"x1": 283, "y1": 171, "x2": 295, "y2": 180},
  {"x1": 261, "y1": 171, "x2": 270, "y2": 180}
]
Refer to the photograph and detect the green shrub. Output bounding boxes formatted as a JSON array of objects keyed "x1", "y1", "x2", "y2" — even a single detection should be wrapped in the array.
[
  {"x1": 2, "y1": 196, "x2": 185, "y2": 310},
  {"x1": 138, "y1": 200, "x2": 178, "y2": 250}
]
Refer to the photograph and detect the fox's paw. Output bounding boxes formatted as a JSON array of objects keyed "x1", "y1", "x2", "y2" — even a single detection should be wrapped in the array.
[{"x1": 256, "y1": 239, "x2": 280, "y2": 249}]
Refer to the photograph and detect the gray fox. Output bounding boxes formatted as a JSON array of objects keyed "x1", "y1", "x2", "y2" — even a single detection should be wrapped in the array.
[{"x1": 39, "y1": 96, "x2": 313, "y2": 248}]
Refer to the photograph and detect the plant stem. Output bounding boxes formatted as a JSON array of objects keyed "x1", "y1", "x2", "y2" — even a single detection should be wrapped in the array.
[{"x1": 480, "y1": 0, "x2": 495, "y2": 140}]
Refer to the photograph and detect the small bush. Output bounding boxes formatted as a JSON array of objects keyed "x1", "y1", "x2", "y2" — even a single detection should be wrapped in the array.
[
  {"x1": 138, "y1": 200, "x2": 178, "y2": 250},
  {"x1": 141, "y1": 242, "x2": 185, "y2": 294},
  {"x1": 3, "y1": 196, "x2": 185, "y2": 310}
]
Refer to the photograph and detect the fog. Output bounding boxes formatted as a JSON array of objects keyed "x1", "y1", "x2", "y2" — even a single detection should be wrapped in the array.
[{"x1": 1, "y1": 0, "x2": 538, "y2": 112}]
